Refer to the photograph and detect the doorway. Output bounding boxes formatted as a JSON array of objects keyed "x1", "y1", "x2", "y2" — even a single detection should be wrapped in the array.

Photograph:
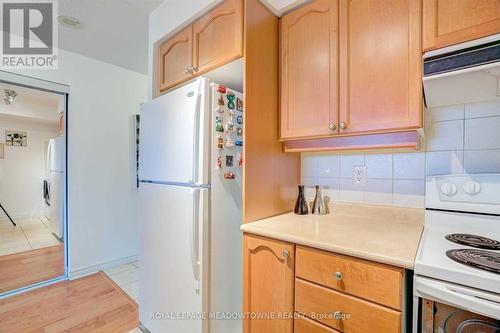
[{"x1": 0, "y1": 72, "x2": 69, "y2": 296}]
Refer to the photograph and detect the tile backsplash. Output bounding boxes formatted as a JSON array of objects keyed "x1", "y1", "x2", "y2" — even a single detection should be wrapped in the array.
[{"x1": 301, "y1": 98, "x2": 500, "y2": 208}]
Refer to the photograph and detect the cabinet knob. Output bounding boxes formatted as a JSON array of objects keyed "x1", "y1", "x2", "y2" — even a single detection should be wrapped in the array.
[
  {"x1": 282, "y1": 250, "x2": 290, "y2": 259},
  {"x1": 340, "y1": 122, "x2": 347, "y2": 129},
  {"x1": 334, "y1": 271, "x2": 343, "y2": 281},
  {"x1": 329, "y1": 123, "x2": 337, "y2": 130},
  {"x1": 185, "y1": 68, "x2": 191, "y2": 74},
  {"x1": 333, "y1": 311, "x2": 343, "y2": 320},
  {"x1": 191, "y1": 66, "x2": 199, "y2": 72}
]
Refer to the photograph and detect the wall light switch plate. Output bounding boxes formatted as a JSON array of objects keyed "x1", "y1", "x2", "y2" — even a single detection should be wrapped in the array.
[{"x1": 353, "y1": 166, "x2": 366, "y2": 186}]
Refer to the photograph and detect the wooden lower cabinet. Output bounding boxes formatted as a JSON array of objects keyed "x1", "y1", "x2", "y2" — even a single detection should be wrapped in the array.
[
  {"x1": 243, "y1": 238, "x2": 405, "y2": 333},
  {"x1": 295, "y1": 279, "x2": 401, "y2": 333},
  {"x1": 296, "y1": 246, "x2": 403, "y2": 310},
  {"x1": 243, "y1": 235, "x2": 295, "y2": 333},
  {"x1": 295, "y1": 317, "x2": 341, "y2": 333}
]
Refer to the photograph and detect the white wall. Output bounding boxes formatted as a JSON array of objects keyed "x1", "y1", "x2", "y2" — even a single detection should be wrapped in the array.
[
  {"x1": 0, "y1": 115, "x2": 59, "y2": 217},
  {"x1": 3, "y1": 48, "x2": 147, "y2": 276},
  {"x1": 302, "y1": 98, "x2": 500, "y2": 208}
]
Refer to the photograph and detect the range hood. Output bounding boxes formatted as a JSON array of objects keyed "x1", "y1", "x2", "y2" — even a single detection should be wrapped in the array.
[{"x1": 423, "y1": 34, "x2": 500, "y2": 109}]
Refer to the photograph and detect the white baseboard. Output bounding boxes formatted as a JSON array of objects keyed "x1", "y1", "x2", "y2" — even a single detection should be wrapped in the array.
[{"x1": 69, "y1": 254, "x2": 138, "y2": 280}]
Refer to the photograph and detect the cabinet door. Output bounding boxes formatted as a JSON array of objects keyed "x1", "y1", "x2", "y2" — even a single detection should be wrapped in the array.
[
  {"x1": 192, "y1": 0, "x2": 243, "y2": 75},
  {"x1": 339, "y1": 0, "x2": 422, "y2": 135},
  {"x1": 423, "y1": 0, "x2": 500, "y2": 51},
  {"x1": 243, "y1": 235, "x2": 294, "y2": 333},
  {"x1": 280, "y1": 0, "x2": 339, "y2": 140},
  {"x1": 159, "y1": 26, "x2": 193, "y2": 92}
]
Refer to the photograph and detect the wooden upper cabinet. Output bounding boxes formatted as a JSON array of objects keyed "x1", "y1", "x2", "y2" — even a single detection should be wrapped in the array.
[
  {"x1": 193, "y1": 0, "x2": 243, "y2": 75},
  {"x1": 157, "y1": 0, "x2": 243, "y2": 94},
  {"x1": 159, "y1": 25, "x2": 193, "y2": 92},
  {"x1": 338, "y1": 0, "x2": 422, "y2": 135},
  {"x1": 280, "y1": 0, "x2": 339, "y2": 140},
  {"x1": 243, "y1": 235, "x2": 294, "y2": 333},
  {"x1": 423, "y1": 0, "x2": 500, "y2": 51}
]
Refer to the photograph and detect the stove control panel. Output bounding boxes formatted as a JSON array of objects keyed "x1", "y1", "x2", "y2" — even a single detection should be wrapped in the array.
[{"x1": 426, "y1": 174, "x2": 500, "y2": 214}]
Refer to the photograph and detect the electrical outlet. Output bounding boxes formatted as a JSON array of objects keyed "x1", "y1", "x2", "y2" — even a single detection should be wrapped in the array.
[{"x1": 353, "y1": 166, "x2": 366, "y2": 186}]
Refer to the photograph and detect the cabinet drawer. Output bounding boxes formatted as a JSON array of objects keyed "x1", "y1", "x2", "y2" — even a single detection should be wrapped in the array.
[
  {"x1": 295, "y1": 278, "x2": 401, "y2": 333},
  {"x1": 295, "y1": 316, "x2": 341, "y2": 333},
  {"x1": 296, "y1": 246, "x2": 403, "y2": 310}
]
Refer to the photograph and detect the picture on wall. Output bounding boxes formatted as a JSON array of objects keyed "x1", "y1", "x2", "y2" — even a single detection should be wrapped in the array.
[{"x1": 5, "y1": 130, "x2": 27, "y2": 147}]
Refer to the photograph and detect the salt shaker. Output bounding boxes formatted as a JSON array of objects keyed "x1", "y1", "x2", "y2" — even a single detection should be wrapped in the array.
[{"x1": 311, "y1": 185, "x2": 326, "y2": 215}]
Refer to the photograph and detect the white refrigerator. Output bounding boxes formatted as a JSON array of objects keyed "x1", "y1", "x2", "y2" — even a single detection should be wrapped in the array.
[
  {"x1": 139, "y1": 77, "x2": 243, "y2": 333},
  {"x1": 46, "y1": 136, "x2": 64, "y2": 240}
]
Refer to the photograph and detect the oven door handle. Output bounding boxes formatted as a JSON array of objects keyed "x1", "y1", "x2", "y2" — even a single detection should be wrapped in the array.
[{"x1": 415, "y1": 276, "x2": 500, "y2": 320}]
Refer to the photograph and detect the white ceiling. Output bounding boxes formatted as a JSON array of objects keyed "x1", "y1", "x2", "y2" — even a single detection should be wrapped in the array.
[
  {"x1": 57, "y1": 0, "x2": 163, "y2": 74},
  {"x1": 54, "y1": 0, "x2": 310, "y2": 74},
  {"x1": 0, "y1": 83, "x2": 62, "y2": 125},
  {"x1": 123, "y1": 0, "x2": 164, "y2": 13}
]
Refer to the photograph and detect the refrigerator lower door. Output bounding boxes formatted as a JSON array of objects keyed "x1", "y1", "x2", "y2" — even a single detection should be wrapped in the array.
[
  {"x1": 48, "y1": 172, "x2": 64, "y2": 239},
  {"x1": 139, "y1": 182, "x2": 209, "y2": 333},
  {"x1": 140, "y1": 78, "x2": 211, "y2": 186}
]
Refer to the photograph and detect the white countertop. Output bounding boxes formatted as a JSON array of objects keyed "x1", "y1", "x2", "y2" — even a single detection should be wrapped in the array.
[{"x1": 241, "y1": 203, "x2": 424, "y2": 269}]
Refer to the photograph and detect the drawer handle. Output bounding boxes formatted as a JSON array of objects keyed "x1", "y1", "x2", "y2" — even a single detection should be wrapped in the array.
[
  {"x1": 282, "y1": 250, "x2": 290, "y2": 259},
  {"x1": 333, "y1": 311, "x2": 343, "y2": 320},
  {"x1": 334, "y1": 271, "x2": 343, "y2": 281}
]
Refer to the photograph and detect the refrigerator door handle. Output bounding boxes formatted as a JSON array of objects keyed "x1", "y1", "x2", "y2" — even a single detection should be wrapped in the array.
[
  {"x1": 189, "y1": 188, "x2": 201, "y2": 293},
  {"x1": 191, "y1": 92, "x2": 201, "y2": 186}
]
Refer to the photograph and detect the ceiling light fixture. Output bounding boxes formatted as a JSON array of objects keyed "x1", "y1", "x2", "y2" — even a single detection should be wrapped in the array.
[
  {"x1": 4, "y1": 89, "x2": 17, "y2": 105},
  {"x1": 58, "y1": 15, "x2": 83, "y2": 29}
]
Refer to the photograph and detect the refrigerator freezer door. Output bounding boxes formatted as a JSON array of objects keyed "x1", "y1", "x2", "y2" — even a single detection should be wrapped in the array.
[
  {"x1": 140, "y1": 78, "x2": 211, "y2": 185},
  {"x1": 139, "y1": 182, "x2": 209, "y2": 333},
  {"x1": 47, "y1": 136, "x2": 64, "y2": 173}
]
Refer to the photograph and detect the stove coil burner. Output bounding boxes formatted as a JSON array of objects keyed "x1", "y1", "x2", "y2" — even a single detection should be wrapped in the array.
[
  {"x1": 445, "y1": 234, "x2": 500, "y2": 250},
  {"x1": 446, "y1": 249, "x2": 500, "y2": 275}
]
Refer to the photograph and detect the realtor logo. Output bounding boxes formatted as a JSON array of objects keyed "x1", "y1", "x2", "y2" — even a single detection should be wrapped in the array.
[{"x1": 1, "y1": 0, "x2": 58, "y2": 69}]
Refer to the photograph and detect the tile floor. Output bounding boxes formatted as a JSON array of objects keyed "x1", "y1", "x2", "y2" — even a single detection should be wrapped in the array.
[
  {"x1": 103, "y1": 261, "x2": 142, "y2": 333},
  {"x1": 0, "y1": 216, "x2": 61, "y2": 256}
]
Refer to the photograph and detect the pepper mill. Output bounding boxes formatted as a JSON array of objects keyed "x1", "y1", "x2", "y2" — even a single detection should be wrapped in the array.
[
  {"x1": 312, "y1": 185, "x2": 327, "y2": 215},
  {"x1": 294, "y1": 185, "x2": 309, "y2": 215}
]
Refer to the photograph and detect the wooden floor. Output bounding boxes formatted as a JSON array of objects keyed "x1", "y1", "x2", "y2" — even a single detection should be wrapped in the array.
[
  {"x1": 0, "y1": 244, "x2": 65, "y2": 293},
  {"x1": 0, "y1": 272, "x2": 138, "y2": 333}
]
